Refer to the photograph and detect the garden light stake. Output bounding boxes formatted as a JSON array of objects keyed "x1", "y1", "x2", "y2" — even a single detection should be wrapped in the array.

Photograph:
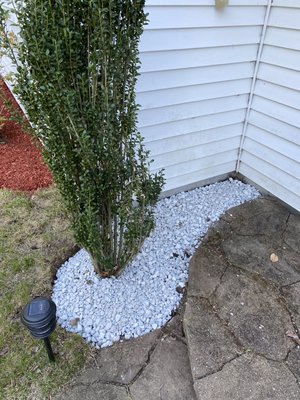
[{"x1": 21, "y1": 297, "x2": 57, "y2": 362}]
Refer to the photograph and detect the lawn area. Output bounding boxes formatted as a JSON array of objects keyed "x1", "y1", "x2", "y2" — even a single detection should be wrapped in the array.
[{"x1": 0, "y1": 186, "x2": 92, "y2": 399}]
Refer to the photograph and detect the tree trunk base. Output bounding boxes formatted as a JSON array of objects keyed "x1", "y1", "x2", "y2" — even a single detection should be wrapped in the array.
[{"x1": 91, "y1": 256, "x2": 125, "y2": 278}]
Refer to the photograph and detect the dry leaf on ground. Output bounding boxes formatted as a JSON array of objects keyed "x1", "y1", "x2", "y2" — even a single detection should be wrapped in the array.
[{"x1": 270, "y1": 253, "x2": 279, "y2": 262}]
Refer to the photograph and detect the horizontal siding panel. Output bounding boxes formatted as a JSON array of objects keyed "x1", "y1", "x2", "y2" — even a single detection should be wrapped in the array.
[
  {"x1": 264, "y1": 27, "x2": 300, "y2": 51},
  {"x1": 268, "y1": 7, "x2": 300, "y2": 30},
  {"x1": 139, "y1": 26, "x2": 261, "y2": 52},
  {"x1": 240, "y1": 152, "x2": 300, "y2": 196},
  {"x1": 137, "y1": 62, "x2": 254, "y2": 93},
  {"x1": 152, "y1": 137, "x2": 240, "y2": 169},
  {"x1": 153, "y1": 151, "x2": 238, "y2": 180},
  {"x1": 146, "y1": 124, "x2": 243, "y2": 155},
  {"x1": 142, "y1": 109, "x2": 246, "y2": 142},
  {"x1": 146, "y1": 1, "x2": 268, "y2": 5},
  {"x1": 254, "y1": 80, "x2": 300, "y2": 111},
  {"x1": 257, "y1": 63, "x2": 300, "y2": 91},
  {"x1": 145, "y1": 6, "x2": 266, "y2": 30},
  {"x1": 164, "y1": 162, "x2": 236, "y2": 192},
  {"x1": 261, "y1": 45, "x2": 300, "y2": 71},
  {"x1": 251, "y1": 97, "x2": 300, "y2": 128},
  {"x1": 140, "y1": 45, "x2": 258, "y2": 72},
  {"x1": 272, "y1": 0, "x2": 300, "y2": 7},
  {"x1": 1, "y1": 57, "x2": 16, "y2": 77},
  {"x1": 239, "y1": 164, "x2": 300, "y2": 211},
  {"x1": 246, "y1": 125, "x2": 300, "y2": 160},
  {"x1": 243, "y1": 137, "x2": 300, "y2": 179},
  {"x1": 138, "y1": 94, "x2": 248, "y2": 128},
  {"x1": 138, "y1": 79, "x2": 251, "y2": 109},
  {"x1": 248, "y1": 111, "x2": 300, "y2": 145}
]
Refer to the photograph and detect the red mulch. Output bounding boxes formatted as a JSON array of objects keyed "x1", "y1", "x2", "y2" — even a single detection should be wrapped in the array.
[{"x1": 0, "y1": 80, "x2": 52, "y2": 192}]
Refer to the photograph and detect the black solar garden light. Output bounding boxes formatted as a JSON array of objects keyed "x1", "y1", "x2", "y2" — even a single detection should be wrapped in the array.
[{"x1": 21, "y1": 297, "x2": 57, "y2": 362}]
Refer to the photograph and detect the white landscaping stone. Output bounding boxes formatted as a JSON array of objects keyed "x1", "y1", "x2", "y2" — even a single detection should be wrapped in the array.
[{"x1": 52, "y1": 179, "x2": 260, "y2": 348}]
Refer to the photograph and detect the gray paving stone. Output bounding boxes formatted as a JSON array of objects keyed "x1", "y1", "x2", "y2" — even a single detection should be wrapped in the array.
[
  {"x1": 194, "y1": 353, "x2": 300, "y2": 400},
  {"x1": 188, "y1": 246, "x2": 227, "y2": 298},
  {"x1": 162, "y1": 312, "x2": 184, "y2": 339},
  {"x1": 286, "y1": 346, "x2": 300, "y2": 381},
  {"x1": 282, "y1": 281, "x2": 300, "y2": 329},
  {"x1": 184, "y1": 297, "x2": 243, "y2": 379},
  {"x1": 76, "y1": 330, "x2": 160, "y2": 385},
  {"x1": 284, "y1": 214, "x2": 300, "y2": 254},
  {"x1": 221, "y1": 197, "x2": 289, "y2": 239},
  {"x1": 211, "y1": 267, "x2": 294, "y2": 360},
  {"x1": 55, "y1": 382, "x2": 129, "y2": 400},
  {"x1": 204, "y1": 218, "x2": 233, "y2": 241},
  {"x1": 222, "y1": 234, "x2": 300, "y2": 286},
  {"x1": 162, "y1": 292, "x2": 186, "y2": 339},
  {"x1": 277, "y1": 246, "x2": 300, "y2": 276},
  {"x1": 130, "y1": 336, "x2": 196, "y2": 400}
]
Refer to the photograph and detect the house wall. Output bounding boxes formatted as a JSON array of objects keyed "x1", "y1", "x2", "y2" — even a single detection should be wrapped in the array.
[
  {"x1": 237, "y1": 0, "x2": 300, "y2": 211},
  {"x1": 1, "y1": 0, "x2": 299, "y2": 210},
  {"x1": 1, "y1": 3, "x2": 17, "y2": 84},
  {"x1": 140, "y1": 0, "x2": 268, "y2": 193}
]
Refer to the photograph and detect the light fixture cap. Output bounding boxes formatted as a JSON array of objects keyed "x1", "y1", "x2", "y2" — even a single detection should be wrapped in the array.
[{"x1": 21, "y1": 297, "x2": 57, "y2": 339}]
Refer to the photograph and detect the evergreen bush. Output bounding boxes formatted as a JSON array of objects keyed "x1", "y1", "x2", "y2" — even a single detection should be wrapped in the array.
[{"x1": 0, "y1": 0, "x2": 164, "y2": 277}]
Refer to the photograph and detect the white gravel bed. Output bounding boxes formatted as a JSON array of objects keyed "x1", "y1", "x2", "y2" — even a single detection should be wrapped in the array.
[{"x1": 52, "y1": 179, "x2": 260, "y2": 348}]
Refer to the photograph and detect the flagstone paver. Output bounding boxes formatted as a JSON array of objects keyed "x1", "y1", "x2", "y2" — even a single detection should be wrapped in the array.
[{"x1": 184, "y1": 196, "x2": 300, "y2": 399}]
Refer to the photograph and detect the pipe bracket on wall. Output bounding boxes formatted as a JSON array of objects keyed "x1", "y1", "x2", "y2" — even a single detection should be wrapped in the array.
[{"x1": 215, "y1": 0, "x2": 229, "y2": 9}]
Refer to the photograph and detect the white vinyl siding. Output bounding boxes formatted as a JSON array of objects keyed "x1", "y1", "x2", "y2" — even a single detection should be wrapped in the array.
[
  {"x1": 239, "y1": 2, "x2": 300, "y2": 211},
  {"x1": 2, "y1": 0, "x2": 300, "y2": 210},
  {"x1": 140, "y1": 0, "x2": 268, "y2": 193}
]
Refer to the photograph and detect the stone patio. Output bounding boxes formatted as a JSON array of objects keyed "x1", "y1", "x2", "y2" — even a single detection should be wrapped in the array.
[{"x1": 55, "y1": 195, "x2": 300, "y2": 400}]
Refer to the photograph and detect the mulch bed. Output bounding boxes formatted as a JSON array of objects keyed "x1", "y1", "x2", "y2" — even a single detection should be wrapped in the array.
[{"x1": 0, "y1": 79, "x2": 52, "y2": 192}]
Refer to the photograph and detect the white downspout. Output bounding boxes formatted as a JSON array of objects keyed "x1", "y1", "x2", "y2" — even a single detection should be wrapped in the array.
[{"x1": 236, "y1": 0, "x2": 273, "y2": 173}]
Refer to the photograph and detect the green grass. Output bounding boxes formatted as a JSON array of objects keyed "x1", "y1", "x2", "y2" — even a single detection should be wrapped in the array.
[{"x1": 0, "y1": 187, "x2": 92, "y2": 399}]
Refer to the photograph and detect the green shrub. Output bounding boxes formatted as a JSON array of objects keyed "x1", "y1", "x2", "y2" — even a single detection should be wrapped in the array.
[{"x1": 0, "y1": 0, "x2": 164, "y2": 277}]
